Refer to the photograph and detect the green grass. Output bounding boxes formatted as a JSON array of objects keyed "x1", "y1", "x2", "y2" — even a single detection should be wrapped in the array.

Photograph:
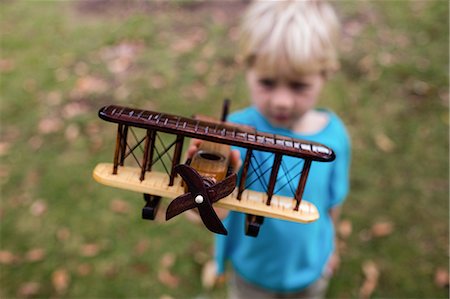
[{"x1": 1, "y1": 1, "x2": 448, "y2": 298}]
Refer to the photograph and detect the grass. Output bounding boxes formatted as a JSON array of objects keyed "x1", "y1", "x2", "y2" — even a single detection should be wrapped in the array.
[{"x1": 1, "y1": 1, "x2": 448, "y2": 298}]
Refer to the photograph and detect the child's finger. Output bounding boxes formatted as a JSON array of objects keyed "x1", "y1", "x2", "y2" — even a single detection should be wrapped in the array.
[
  {"x1": 230, "y1": 149, "x2": 242, "y2": 171},
  {"x1": 186, "y1": 139, "x2": 203, "y2": 158}
]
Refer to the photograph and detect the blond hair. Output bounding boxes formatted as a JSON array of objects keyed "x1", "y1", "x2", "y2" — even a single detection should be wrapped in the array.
[{"x1": 240, "y1": 0, "x2": 341, "y2": 77}]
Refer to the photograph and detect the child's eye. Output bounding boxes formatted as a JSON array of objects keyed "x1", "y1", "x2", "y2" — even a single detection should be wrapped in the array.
[
  {"x1": 259, "y1": 78, "x2": 277, "y2": 89},
  {"x1": 289, "y1": 81, "x2": 309, "y2": 92}
]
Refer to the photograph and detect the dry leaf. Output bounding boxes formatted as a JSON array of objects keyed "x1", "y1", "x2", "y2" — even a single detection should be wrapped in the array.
[
  {"x1": 28, "y1": 136, "x2": 44, "y2": 150},
  {"x1": 65, "y1": 124, "x2": 80, "y2": 143},
  {"x1": 0, "y1": 58, "x2": 15, "y2": 72},
  {"x1": 74, "y1": 62, "x2": 89, "y2": 76},
  {"x1": 62, "y1": 102, "x2": 89, "y2": 119},
  {"x1": 110, "y1": 199, "x2": 130, "y2": 214},
  {"x1": 71, "y1": 76, "x2": 108, "y2": 98},
  {"x1": 159, "y1": 295, "x2": 174, "y2": 299},
  {"x1": 132, "y1": 263, "x2": 149, "y2": 274},
  {"x1": 81, "y1": 243, "x2": 101, "y2": 257},
  {"x1": 0, "y1": 250, "x2": 19, "y2": 264},
  {"x1": 158, "y1": 253, "x2": 180, "y2": 287},
  {"x1": 371, "y1": 221, "x2": 394, "y2": 238},
  {"x1": 100, "y1": 41, "x2": 143, "y2": 74},
  {"x1": 182, "y1": 82, "x2": 207, "y2": 99},
  {"x1": 434, "y1": 268, "x2": 450, "y2": 288},
  {"x1": 52, "y1": 268, "x2": 70, "y2": 294},
  {"x1": 104, "y1": 264, "x2": 118, "y2": 278},
  {"x1": 359, "y1": 260, "x2": 379, "y2": 299},
  {"x1": 25, "y1": 248, "x2": 46, "y2": 262},
  {"x1": 149, "y1": 75, "x2": 166, "y2": 89},
  {"x1": 374, "y1": 133, "x2": 395, "y2": 153},
  {"x1": 77, "y1": 263, "x2": 92, "y2": 276},
  {"x1": 134, "y1": 239, "x2": 150, "y2": 256},
  {"x1": 38, "y1": 117, "x2": 63, "y2": 134},
  {"x1": 56, "y1": 227, "x2": 71, "y2": 241},
  {"x1": 18, "y1": 282, "x2": 40, "y2": 298},
  {"x1": 0, "y1": 142, "x2": 11, "y2": 157},
  {"x1": 338, "y1": 219, "x2": 352, "y2": 239},
  {"x1": 160, "y1": 253, "x2": 176, "y2": 269},
  {"x1": 201, "y1": 260, "x2": 217, "y2": 290},
  {"x1": 158, "y1": 270, "x2": 180, "y2": 288},
  {"x1": 46, "y1": 91, "x2": 62, "y2": 106},
  {"x1": 30, "y1": 199, "x2": 47, "y2": 216}
]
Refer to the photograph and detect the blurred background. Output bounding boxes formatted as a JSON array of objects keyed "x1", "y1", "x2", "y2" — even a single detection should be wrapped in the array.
[{"x1": 0, "y1": 1, "x2": 448, "y2": 298}]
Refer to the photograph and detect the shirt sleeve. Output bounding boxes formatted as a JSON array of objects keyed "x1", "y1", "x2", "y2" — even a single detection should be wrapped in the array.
[{"x1": 328, "y1": 127, "x2": 351, "y2": 208}]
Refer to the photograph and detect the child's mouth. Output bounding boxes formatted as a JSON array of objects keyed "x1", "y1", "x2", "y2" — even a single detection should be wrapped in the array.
[{"x1": 272, "y1": 114, "x2": 290, "y2": 123}]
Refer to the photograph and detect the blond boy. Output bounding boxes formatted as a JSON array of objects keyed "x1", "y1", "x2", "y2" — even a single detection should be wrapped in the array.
[{"x1": 189, "y1": 1, "x2": 350, "y2": 298}]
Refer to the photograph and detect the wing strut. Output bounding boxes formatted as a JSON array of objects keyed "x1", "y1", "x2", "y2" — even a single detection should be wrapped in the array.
[{"x1": 294, "y1": 159, "x2": 312, "y2": 210}]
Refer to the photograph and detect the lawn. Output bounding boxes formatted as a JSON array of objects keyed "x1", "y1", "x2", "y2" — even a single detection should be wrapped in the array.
[{"x1": 1, "y1": 1, "x2": 448, "y2": 298}]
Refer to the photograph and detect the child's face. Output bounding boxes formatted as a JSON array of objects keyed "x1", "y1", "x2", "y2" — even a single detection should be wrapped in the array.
[{"x1": 246, "y1": 69, "x2": 325, "y2": 129}]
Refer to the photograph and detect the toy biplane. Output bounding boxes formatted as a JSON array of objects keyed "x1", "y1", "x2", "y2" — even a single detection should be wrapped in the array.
[{"x1": 92, "y1": 102, "x2": 335, "y2": 237}]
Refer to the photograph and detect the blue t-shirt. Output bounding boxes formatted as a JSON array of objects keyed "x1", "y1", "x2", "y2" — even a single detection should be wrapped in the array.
[{"x1": 215, "y1": 106, "x2": 351, "y2": 292}]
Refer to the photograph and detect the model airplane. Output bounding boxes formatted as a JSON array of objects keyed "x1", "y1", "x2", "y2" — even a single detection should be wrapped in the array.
[{"x1": 92, "y1": 102, "x2": 335, "y2": 236}]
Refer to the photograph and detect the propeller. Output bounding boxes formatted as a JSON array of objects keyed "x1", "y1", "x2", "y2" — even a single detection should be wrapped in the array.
[{"x1": 166, "y1": 164, "x2": 236, "y2": 235}]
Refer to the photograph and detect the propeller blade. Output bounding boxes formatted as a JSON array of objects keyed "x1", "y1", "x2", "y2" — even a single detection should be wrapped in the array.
[
  {"x1": 174, "y1": 164, "x2": 206, "y2": 194},
  {"x1": 197, "y1": 199, "x2": 228, "y2": 235},
  {"x1": 166, "y1": 193, "x2": 195, "y2": 220},
  {"x1": 208, "y1": 173, "x2": 237, "y2": 203}
]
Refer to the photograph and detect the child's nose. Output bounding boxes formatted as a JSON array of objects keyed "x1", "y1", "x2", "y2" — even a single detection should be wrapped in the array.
[{"x1": 271, "y1": 88, "x2": 295, "y2": 110}]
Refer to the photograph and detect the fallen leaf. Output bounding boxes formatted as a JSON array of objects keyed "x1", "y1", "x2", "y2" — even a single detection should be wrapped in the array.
[
  {"x1": 28, "y1": 136, "x2": 43, "y2": 150},
  {"x1": 81, "y1": 243, "x2": 101, "y2": 257},
  {"x1": 0, "y1": 250, "x2": 19, "y2": 264},
  {"x1": 132, "y1": 263, "x2": 149, "y2": 274},
  {"x1": 434, "y1": 268, "x2": 450, "y2": 288},
  {"x1": 159, "y1": 295, "x2": 174, "y2": 299},
  {"x1": 158, "y1": 270, "x2": 180, "y2": 288},
  {"x1": 149, "y1": 75, "x2": 166, "y2": 89},
  {"x1": 0, "y1": 142, "x2": 11, "y2": 157},
  {"x1": 65, "y1": 124, "x2": 80, "y2": 143},
  {"x1": 74, "y1": 61, "x2": 89, "y2": 76},
  {"x1": 46, "y1": 91, "x2": 62, "y2": 106},
  {"x1": 374, "y1": 133, "x2": 395, "y2": 153},
  {"x1": 359, "y1": 260, "x2": 379, "y2": 299},
  {"x1": 134, "y1": 239, "x2": 150, "y2": 256},
  {"x1": 25, "y1": 248, "x2": 46, "y2": 262},
  {"x1": 55, "y1": 68, "x2": 69, "y2": 82},
  {"x1": 17, "y1": 282, "x2": 40, "y2": 298},
  {"x1": 201, "y1": 260, "x2": 217, "y2": 290},
  {"x1": 158, "y1": 252, "x2": 180, "y2": 288},
  {"x1": 29, "y1": 199, "x2": 47, "y2": 217},
  {"x1": 62, "y1": 101, "x2": 90, "y2": 119},
  {"x1": 104, "y1": 264, "x2": 118, "y2": 278},
  {"x1": 0, "y1": 58, "x2": 15, "y2": 72},
  {"x1": 110, "y1": 199, "x2": 130, "y2": 214},
  {"x1": 77, "y1": 263, "x2": 92, "y2": 276},
  {"x1": 182, "y1": 82, "x2": 207, "y2": 100},
  {"x1": 38, "y1": 117, "x2": 63, "y2": 134},
  {"x1": 56, "y1": 227, "x2": 71, "y2": 241},
  {"x1": 52, "y1": 269, "x2": 70, "y2": 294},
  {"x1": 100, "y1": 41, "x2": 143, "y2": 74},
  {"x1": 371, "y1": 221, "x2": 394, "y2": 238},
  {"x1": 338, "y1": 219, "x2": 352, "y2": 239},
  {"x1": 71, "y1": 75, "x2": 108, "y2": 98},
  {"x1": 160, "y1": 253, "x2": 176, "y2": 269}
]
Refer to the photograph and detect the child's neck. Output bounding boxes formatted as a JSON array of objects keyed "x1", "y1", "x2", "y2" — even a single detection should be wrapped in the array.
[{"x1": 292, "y1": 110, "x2": 329, "y2": 135}]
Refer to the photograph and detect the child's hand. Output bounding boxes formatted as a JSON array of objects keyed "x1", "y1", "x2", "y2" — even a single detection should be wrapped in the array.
[
  {"x1": 326, "y1": 250, "x2": 340, "y2": 276},
  {"x1": 201, "y1": 260, "x2": 227, "y2": 290},
  {"x1": 187, "y1": 139, "x2": 242, "y2": 172}
]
